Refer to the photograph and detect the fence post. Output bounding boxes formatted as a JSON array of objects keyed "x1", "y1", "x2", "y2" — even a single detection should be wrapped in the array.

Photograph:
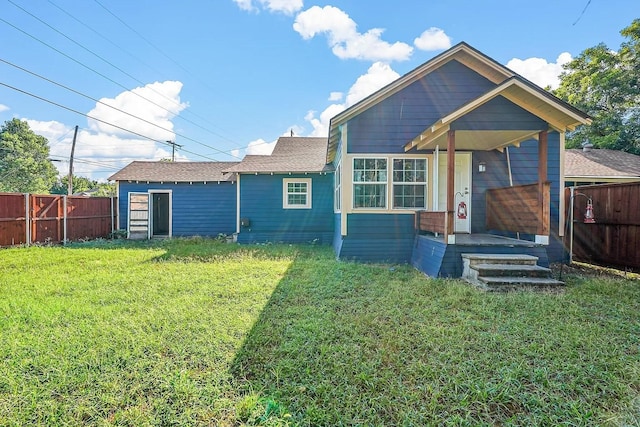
[
  {"x1": 63, "y1": 195, "x2": 67, "y2": 245},
  {"x1": 110, "y1": 196, "x2": 115, "y2": 235},
  {"x1": 24, "y1": 193, "x2": 30, "y2": 246}
]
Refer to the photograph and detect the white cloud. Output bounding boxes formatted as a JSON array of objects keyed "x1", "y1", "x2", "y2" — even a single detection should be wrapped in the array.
[
  {"x1": 233, "y1": 0, "x2": 303, "y2": 15},
  {"x1": 328, "y1": 91, "x2": 343, "y2": 102},
  {"x1": 0, "y1": 104, "x2": 9, "y2": 113},
  {"x1": 306, "y1": 61, "x2": 400, "y2": 136},
  {"x1": 87, "y1": 81, "x2": 187, "y2": 141},
  {"x1": 506, "y1": 52, "x2": 572, "y2": 89},
  {"x1": 246, "y1": 138, "x2": 277, "y2": 155},
  {"x1": 293, "y1": 5, "x2": 413, "y2": 61},
  {"x1": 414, "y1": 27, "x2": 451, "y2": 51}
]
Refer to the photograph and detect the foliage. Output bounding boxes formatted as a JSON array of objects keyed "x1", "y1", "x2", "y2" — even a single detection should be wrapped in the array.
[
  {"x1": 50, "y1": 175, "x2": 116, "y2": 196},
  {"x1": 0, "y1": 118, "x2": 58, "y2": 193},
  {"x1": 554, "y1": 19, "x2": 640, "y2": 154},
  {"x1": 0, "y1": 239, "x2": 638, "y2": 426}
]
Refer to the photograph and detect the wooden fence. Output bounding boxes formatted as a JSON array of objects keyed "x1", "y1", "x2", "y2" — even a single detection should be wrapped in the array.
[
  {"x1": 0, "y1": 193, "x2": 117, "y2": 247},
  {"x1": 565, "y1": 182, "x2": 640, "y2": 270},
  {"x1": 486, "y1": 182, "x2": 550, "y2": 236}
]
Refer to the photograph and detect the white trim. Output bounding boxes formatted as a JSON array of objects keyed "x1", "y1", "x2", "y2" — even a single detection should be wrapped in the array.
[
  {"x1": 340, "y1": 124, "x2": 349, "y2": 236},
  {"x1": 148, "y1": 189, "x2": 173, "y2": 238},
  {"x1": 283, "y1": 178, "x2": 312, "y2": 209},
  {"x1": 127, "y1": 192, "x2": 150, "y2": 239},
  {"x1": 115, "y1": 181, "x2": 120, "y2": 230},
  {"x1": 236, "y1": 174, "x2": 241, "y2": 234}
]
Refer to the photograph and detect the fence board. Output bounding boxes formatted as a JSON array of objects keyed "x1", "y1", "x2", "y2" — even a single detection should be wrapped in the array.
[
  {"x1": 566, "y1": 182, "x2": 640, "y2": 270},
  {"x1": 0, "y1": 193, "x2": 117, "y2": 247}
]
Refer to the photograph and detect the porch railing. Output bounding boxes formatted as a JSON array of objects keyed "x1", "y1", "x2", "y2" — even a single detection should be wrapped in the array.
[
  {"x1": 486, "y1": 182, "x2": 550, "y2": 236},
  {"x1": 415, "y1": 210, "x2": 450, "y2": 235}
]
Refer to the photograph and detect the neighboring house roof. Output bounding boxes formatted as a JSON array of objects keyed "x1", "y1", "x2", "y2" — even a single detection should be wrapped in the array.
[
  {"x1": 224, "y1": 137, "x2": 333, "y2": 173},
  {"x1": 327, "y1": 42, "x2": 591, "y2": 162},
  {"x1": 565, "y1": 149, "x2": 640, "y2": 180},
  {"x1": 108, "y1": 161, "x2": 238, "y2": 182}
]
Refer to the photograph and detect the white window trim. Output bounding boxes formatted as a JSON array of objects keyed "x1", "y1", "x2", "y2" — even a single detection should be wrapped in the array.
[
  {"x1": 334, "y1": 161, "x2": 342, "y2": 213},
  {"x1": 283, "y1": 178, "x2": 312, "y2": 209},
  {"x1": 352, "y1": 157, "x2": 388, "y2": 210},
  {"x1": 349, "y1": 154, "x2": 430, "y2": 213},
  {"x1": 391, "y1": 158, "x2": 428, "y2": 210}
]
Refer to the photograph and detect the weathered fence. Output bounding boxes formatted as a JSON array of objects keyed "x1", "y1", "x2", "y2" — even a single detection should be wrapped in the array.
[
  {"x1": 0, "y1": 193, "x2": 117, "y2": 247},
  {"x1": 565, "y1": 182, "x2": 640, "y2": 270}
]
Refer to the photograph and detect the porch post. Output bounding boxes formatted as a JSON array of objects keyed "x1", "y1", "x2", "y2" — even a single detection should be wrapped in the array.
[
  {"x1": 446, "y1": 130, "x2": 455, "y2": 243},
  {"x1": 537, "y1": 130, "x2": 549, "y2": 242}
]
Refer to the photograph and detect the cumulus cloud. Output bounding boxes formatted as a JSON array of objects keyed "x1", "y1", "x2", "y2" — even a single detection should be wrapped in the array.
[
  {"x1": 87, "y1": 81, "x2": 187, "y2": 141},
  {"x1": 22, "y1": 81, "x2": 190, "y2": 181},
  {"x1": 328, "y1": 91, "x2": 343, "y2": 101},
  {"x1": 293, "y1": 5, "x2": 413, "y2": 62},
  {"x1": 246, "y1": 138, "x2": 277, "y2": 155},
  {"x1": 0, "y1": 104, "x2": 9, "y2": 113},
  {"x1": 506, "y1": 52, "x2": 572, "y2": 89},
  {"x1": 306, "y1": 61, "x2": 400, "y2": 136},
  {"x1": 233, "y1": 0, "x2": 303, "y2": 15},
  {"x1": 414, "y1": 27, "x2": 451, "y2": 51}
]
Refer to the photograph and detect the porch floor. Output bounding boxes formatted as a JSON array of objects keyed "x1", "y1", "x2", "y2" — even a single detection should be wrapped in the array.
[{"x1": 419, "y1": 233, "x2": 544, "y2": 247}]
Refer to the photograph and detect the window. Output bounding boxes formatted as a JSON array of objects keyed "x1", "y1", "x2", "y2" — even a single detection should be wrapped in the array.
[
  {"x1": 393, "y1": 159, "x2": 427, "y2": 208},
  {"x1": 353, "y1": 158, "x2": 387, "y2": 208},
  {"x1": 334, "y1": 163, "x2": 341, "y2": 212},
  {"x1": 283, "y1": 178, "x2": 311, "y2": 209}
]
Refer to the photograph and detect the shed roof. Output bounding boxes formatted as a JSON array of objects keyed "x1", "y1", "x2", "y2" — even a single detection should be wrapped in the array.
[
  {"x1": 224, "y1": 137, "x2": 332, "y2": 173},
  {"x1": 108, "y1": 161, "x2": 238, "y2": 182},
  {"x1": 565, "y1": 149, "x2": 640, "y2": 179}
]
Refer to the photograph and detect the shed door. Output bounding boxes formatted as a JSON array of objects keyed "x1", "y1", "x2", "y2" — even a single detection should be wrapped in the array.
[
  {"x1": 151, "y1": 192, "x2": 171, "y2": 237},
  {"x1": 128, "y1": 192, "x2": 150, "y2": 239},
  {"x1": 438, "y1": 152, "x2": 472, "y2": 233}
]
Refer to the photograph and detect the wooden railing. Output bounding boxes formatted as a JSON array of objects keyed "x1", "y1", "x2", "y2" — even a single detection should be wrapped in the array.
[
  {"x1": 486, "y1": 182, "x2": 550, "y2": 235},
  {"x1": 415, "y1": 211, "x2": 449, "y2": 235}
]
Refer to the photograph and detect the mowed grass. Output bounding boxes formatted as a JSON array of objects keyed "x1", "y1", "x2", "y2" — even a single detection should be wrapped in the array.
[{"x1": 0, "y1": 239, "x2": 639, "y2": 426}]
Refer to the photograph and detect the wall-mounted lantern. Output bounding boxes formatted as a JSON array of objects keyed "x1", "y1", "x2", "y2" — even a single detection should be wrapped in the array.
[{"x1": 478, "y1": 162, "x2": 486, "y2": 173}]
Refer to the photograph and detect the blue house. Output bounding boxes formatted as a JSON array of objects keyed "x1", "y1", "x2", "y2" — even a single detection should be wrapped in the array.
[
  {"x1": 110, "y1": 42, "x2": 591, "y2": 277},
  {"x1": 109, "y1": 161, "x2": 237, "y2": 239}
]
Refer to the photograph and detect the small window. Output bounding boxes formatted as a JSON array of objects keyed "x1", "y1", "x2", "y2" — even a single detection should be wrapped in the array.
[
  {"x1": 283, "y1": 178, "x2": 311, "y2": 209},
  {"x1": 353, "y1": 158, "x2": 387, "y2": 208},
  {"x1": 334, "y1": 163, "x2": 341, "y2": 212}
]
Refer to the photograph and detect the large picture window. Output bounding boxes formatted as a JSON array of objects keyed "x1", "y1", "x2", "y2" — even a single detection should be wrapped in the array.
[
  {"x1": 283, "y1": 178, "x2": 311, "y2": 209},
  {"x1": 393, "y1": 159, "x2": 427, "y2": 208},
  {"x1": 353, "y1": 158, "x2": 387, "y2": 208}
]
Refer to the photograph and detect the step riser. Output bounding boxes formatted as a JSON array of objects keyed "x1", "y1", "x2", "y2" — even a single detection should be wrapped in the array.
[{"x1": 473, "y1": 268, "x2": 551, "y2": 278}]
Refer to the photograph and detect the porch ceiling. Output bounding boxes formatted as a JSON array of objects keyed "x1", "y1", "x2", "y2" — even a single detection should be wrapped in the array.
[{"x1": 405, "y1": 77, "x2": 592, "y2": 152}]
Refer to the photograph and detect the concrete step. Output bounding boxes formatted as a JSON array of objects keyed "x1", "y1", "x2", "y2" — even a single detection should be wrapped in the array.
[
  {"x1": 472, "y1": 263, "x2": 552, "y2": 278},
  {"x1": 462, "y1": 253, "x2": 539, "y2": 266},
  {"x1": 477, "y1": 276, "x2": 565, "y2": 292}
]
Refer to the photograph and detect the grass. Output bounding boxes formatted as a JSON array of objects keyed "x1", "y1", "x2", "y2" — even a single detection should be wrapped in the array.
[{"x1": 0, "y1": 238, "x2": 639, "y2": 426}]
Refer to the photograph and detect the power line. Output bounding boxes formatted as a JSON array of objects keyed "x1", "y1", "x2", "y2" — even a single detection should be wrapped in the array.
[
  {"x1": 0, "y1": 57, "x2": 241, "y2": 159},
  {"x1": 572, "y1": 0, "x2": 592, "y2": 25},
  {"x1": 0, "y1": 80, "x2": 217, "y2": 161}
]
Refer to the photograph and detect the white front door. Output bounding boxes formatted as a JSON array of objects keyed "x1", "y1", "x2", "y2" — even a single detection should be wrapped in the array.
[{"x1": 437, "y1": 152, "x2": 472, "y2": 233}]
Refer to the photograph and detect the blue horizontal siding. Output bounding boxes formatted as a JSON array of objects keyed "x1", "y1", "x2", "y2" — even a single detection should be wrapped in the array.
[
  {"x1": 411, "y1": 236, "x2": 447, "y2": 277},
  {"x1": 348, "y1": 60, "x2": 497, "y2": 154},
  {"x1": 451, "y1": 96, "x2": 547, "y2": 131},
  {"x1": 338, "y1": 214, "x2": 415, "y2": 263},
  {"x1": 333, "y1": 213, "x2": 343, "y2": 255},
  {"x1": 237, "y1": 173, "x2": 334, "y2": 244},
  {"x1": 117, "y1": 181, "x2": 236, "y2": 236}
]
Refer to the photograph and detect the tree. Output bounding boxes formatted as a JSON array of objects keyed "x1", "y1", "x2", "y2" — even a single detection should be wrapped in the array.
[
  {"x1": 554, "y1": 19, "x2": 640, "y2": 154},
  {"x1": 50, "y1": 175, "x2": 116, "y2": 197},
  {"x1": 0, "y1": 118, "x2": 58, "y2": 193}
]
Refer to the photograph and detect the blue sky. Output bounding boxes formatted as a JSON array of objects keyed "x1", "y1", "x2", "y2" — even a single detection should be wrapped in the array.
[{"x1": 0, "y1": 0, "x2": 637, "y2": 180}]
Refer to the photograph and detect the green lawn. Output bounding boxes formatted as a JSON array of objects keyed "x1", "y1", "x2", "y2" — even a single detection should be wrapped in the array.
[{"x1": 0, "y1": 239, "x2": 638, "y2": 426}]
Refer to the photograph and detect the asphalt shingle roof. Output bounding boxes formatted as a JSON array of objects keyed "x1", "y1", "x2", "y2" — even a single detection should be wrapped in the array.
[
  {"x1": 108, "y1": 161, "x2": 238, "y2": 182},
  {"x1": 223, "y1": 137, "x2": 332, "y2": 173},
  {"x1": 565, "y1": 149, "x2": 640, "y2": 178}
]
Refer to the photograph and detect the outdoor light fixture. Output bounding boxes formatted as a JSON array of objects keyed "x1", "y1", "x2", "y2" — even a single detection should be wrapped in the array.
[
  {"x1": 478, "y1": 162, "x2": 486, "y2": 173},
  {"x1": 584, "y1": 198, "x2": 595, "y2": 223}
]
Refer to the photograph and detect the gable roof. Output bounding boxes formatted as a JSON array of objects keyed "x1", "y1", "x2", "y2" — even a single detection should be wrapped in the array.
[
  {"x1": 327, "y1": 42, "x2": 591, "y2": 161},
  {"x1": 405, "y1": 76, "x2": 592, "y2": 151},
  {"x1": 108, "y1": 161, "x2": 238, "y2": 182},
  {"x1": 565, "y1": 149, "x2": 640, "y2": 179},
  {"x1": 224, "y1": 137, "x2": 332, "y2": 173}
]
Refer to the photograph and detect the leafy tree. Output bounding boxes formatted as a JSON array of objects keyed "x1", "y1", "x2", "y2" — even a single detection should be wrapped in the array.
[
  {"x1": 554, "y1": 20, "x2": 640, "y2": 154},
  {"x1": 0, "y1": 118, "x2": 58, "y2": 193},
  {"x1": 51, "y1": 176, "x2": 116, "y2": 197}
]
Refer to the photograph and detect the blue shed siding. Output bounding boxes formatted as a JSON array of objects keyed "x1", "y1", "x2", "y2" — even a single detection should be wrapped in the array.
[
  {"x1": 117, "y1": 181, "x2": 236, "y2": 236},
  {"x1": 347, "y1": 60, "x2": 497, "y2": 154},
  {"x1": 337, "y1": 214, "x2": 415, "y2": 263},
  {"x1": 237, "y1": 173, "x2": 334, "y2": 244}
]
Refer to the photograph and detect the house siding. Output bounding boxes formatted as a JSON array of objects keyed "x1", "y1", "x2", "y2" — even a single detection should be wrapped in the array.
[
  {"x1": 117, "y1": 181, "x2": 236, "y2": 236},
  {"x1": 347, "y1": 60, "x2": 497, "y2": 154},
  {"x1": 337, "y1": 214, "x2": 415, "y2": 263},
  {"x1": 237, "y1": 173, "x2": 334, "y2": 244},
  {"x1": 451, "y1": 96, "x2": 548, "y2": 131}
]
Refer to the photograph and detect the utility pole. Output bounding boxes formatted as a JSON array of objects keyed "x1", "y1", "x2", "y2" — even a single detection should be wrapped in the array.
[
  {"x1": 68, "y1": 125, "x2": 78, "y2": 195},
  {"x1": 167, "y1": 140, "x2": 182, "y2": 162}
]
